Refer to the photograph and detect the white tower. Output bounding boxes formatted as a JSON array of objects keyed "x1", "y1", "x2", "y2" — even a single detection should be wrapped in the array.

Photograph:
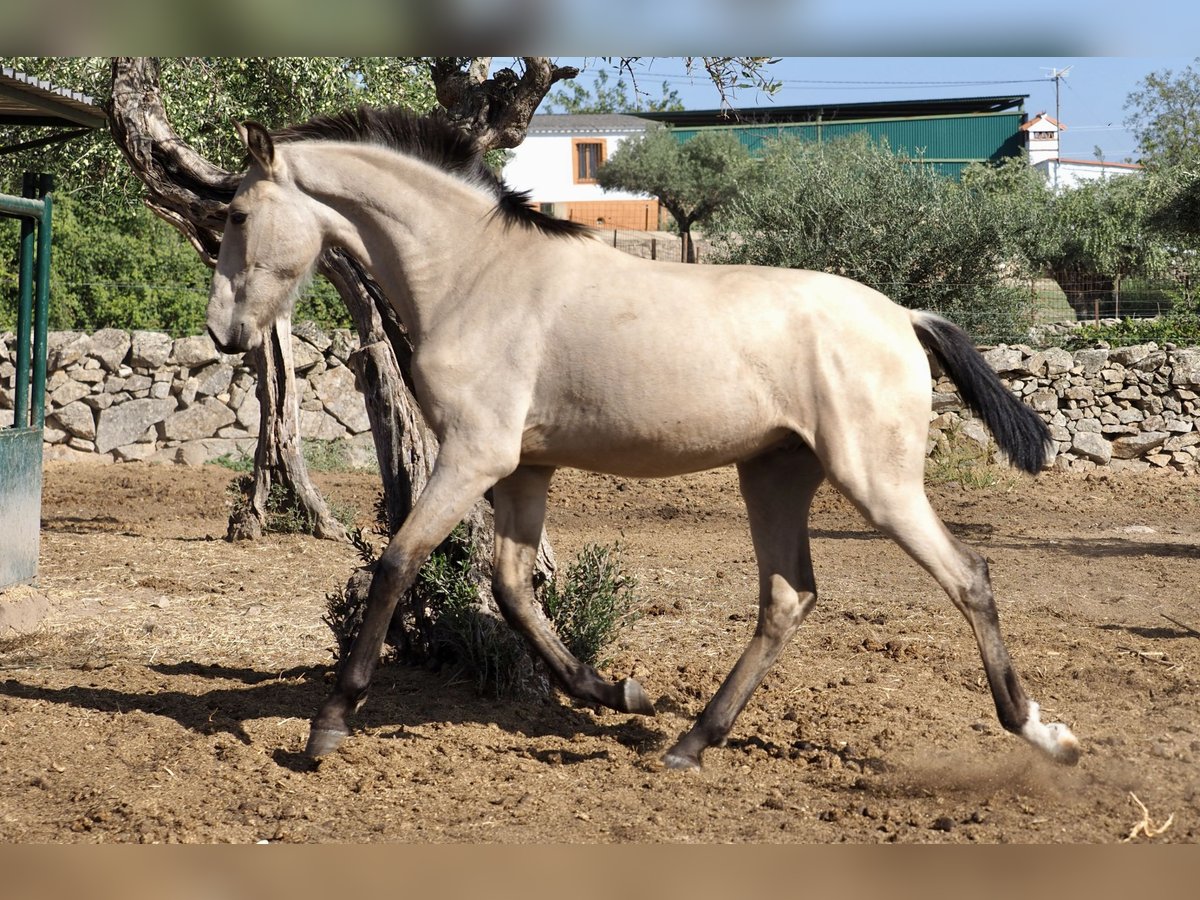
[{"x1": 1021, "y1": 112, "x2": 1064, "y2": 166}]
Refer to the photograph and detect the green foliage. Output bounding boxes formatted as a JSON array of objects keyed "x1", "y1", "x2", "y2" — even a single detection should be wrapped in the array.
[
  {"x1": 541, "y1": 543, "x2": 640, "y2": 667},
  {"x1": 1064, "y1": 293, "x2": 1200, "y2": 348},
  {"x1": 0, "y1": 57, "x2": 433, "y2": 334},
  {"x1": 0, "y1": 57, "x2": 436, "y2": 204},
  {"x1": 544, "y1": 68, "x2": 683, "y2": 114},
  {"x1": 301, "y1": 438, "x2": 353, "y2": 473},
  {"x1": 925, "y1": 426, "x2": 1016, "y2": 491},
  {"x1": 418, "y1": 526, "x2": 534, "y2": 699},
  {"x1": 212, "y1": 451, "x2": 255, "y2": 473},
  {"x1": 710, "y1": 134, "x2": 1036, "y2": 342},
  {"x1": 598, "y1": 127, "x2": 756, "y2": 260},
  {"x1": 225, "y1": 476, "x2": 356, "y2": 536},
  {"x1": 1124, "y1": 58, "x2": 1200, "y2": 170}
]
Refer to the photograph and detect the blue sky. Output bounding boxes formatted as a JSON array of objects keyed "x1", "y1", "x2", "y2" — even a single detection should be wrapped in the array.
[{"x1": 547, "y1": 56, "x2": 1198, "y2": 163}]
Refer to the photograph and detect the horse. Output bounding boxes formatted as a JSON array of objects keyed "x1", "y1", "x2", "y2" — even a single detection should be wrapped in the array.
[{"x1": 206, "y1": 106, "x2": 1080, "y2": 771}]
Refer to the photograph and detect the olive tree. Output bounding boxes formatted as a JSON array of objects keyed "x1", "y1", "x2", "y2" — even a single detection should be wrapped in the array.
[
  {"x1": 709, "y1": 135, "x2": 1036, "y2": 341},
  {"x1": 597, "y1": 127, "x2": 756, "y2": 262}
]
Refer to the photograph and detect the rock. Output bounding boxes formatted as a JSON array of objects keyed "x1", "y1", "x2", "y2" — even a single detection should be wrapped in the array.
[
  {"x1": 48, "y1": 380, "x2": 89, "y2": 408},
  {"x1": 1041, "y1": 347, "x2": 1074, "y2": 376},
  {"x1": 309, "y1": 364, "x2": 370, "y2": 433},
  {"x1": 44, "y1": 444, "x2": 113, "y2": 463},
  {"x1": 959, "y1": 418, "x2": 991, "y2": 448},
  {"x1": 171, "y1": 334, "x2": 219, "y2": 368},
  {"x1": 1110, "y1": 431, "x2": 1169, "y2": 459},
  {"x1": 343, "y1": 431, "x2": 380, "y2": 470},
  {"x1": 1164, "y1": 433, "x2": 1200, "y2": 452},
  {"x1": 1028, "y1": 390, "x2": 1058, "y2": 413},
  {"x1": 235, "y1": 393, "x2": 261, "y2": 430},
  {"x1": 1170, "y1": 349, "x2": 1200, "y2": 387},
  {"x1": 130, "y1": 330, "x2": 173, "y2": 368},
  {"x1": 290, "y1": 335, "x2": 324, "y2": 372},
  {"x1": 931, "y1": 392, "x2": 961, "y2": 413},
  {"x1": 982, "y1": 346, "x2": 1023, "y2": 374},
  {"x1": 46, "y1": 331, "x2": 91, "y2": 369},
  {"x1": 299, "y1": 408, "x2": 348, "y2": 441},
  {"x1": 94, "y1": 398, "x2": 178, "y2": 453},
  {"x1": 292, "y1": 320, "x2": 332, "y2": 352},
  {"x1": 112, "y1": 442, "x2": 159, "y2": 462},
  {"x1": 1072, "y1": 349, "x2": 1109, "y2": 377},
  {"x1": 175, "y1": 441, "x2": 212, "y2": 466},
  {"x1": 193, "y1": 362, "x2": 234, "y2": 398},
  {"x1": 87, "y1": 328, "x2": 132, "y2": 372},
  {"x1": 0, "y1": 585, "x2": 50, "y2": 637},
  {"x1": 1109, "y1": 344, "x2": 1152, "y2": 366},
  {"x1": 329, "y1": 329, "x2": 356, "y2": 362},
  {"x1": 160, "y1": 397, "x2": 237, "y2": 442},
  {"x1": 71, "y1": 368, "x2": 105, "y2": 385},
  {"x1": 1072, "y1": 431, "x2": 1112, "y2": 464},
  {"x1": 48, "y1": 400, "x2": 96, "y2": 440}
]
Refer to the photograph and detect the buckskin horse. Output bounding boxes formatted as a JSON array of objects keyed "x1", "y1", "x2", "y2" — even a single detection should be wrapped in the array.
[{"x1": 205, "y1": 107, "x2": 1080, "y2": 770}]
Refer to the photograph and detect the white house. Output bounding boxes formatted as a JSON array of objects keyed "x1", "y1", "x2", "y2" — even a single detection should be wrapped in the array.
[
  {"x1": 1022, "y1": 110, "x2": 1143, "y2": 190},
  {"x1": 503, "y1": 113, "x2": 661, "y2": 230}
]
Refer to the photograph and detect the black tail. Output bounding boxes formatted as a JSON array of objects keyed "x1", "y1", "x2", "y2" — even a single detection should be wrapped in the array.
[{"x1": 911, "y1": 311, "x2": 1050, "y2": 474}]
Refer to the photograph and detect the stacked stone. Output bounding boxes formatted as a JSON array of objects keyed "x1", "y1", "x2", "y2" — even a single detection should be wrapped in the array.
[
  {"x1": 0, "y1": 324, "x2": 373, "y2": 466},
  {"x1": 931, "y1": 343, "x2": 1200, "y2": 473}
]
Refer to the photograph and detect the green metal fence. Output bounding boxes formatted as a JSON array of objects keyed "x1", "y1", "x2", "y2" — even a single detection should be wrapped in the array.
[{"x1": 1, "y1": 172, "x2": 53, "y2": 590}]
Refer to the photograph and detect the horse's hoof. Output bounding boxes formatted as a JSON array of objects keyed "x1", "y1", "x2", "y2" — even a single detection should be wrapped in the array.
[
  {"x1": 619, "y1": 677, "x2": 656, "y2": 716},
  {"x1": 1044, "y1": 722, "x2": 1081, "y2": 765},
  {"x1": 661, "y1": 749, "x2": 702, "y2": 771},
  {"x1": 305, "y1": 725, "x2": 349, "y2": 758},
  {"x1": 1020, "y1": 702, "x2": 1080, "y2": 765}
]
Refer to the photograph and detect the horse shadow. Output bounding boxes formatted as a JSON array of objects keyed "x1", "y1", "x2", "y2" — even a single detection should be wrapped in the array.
[{"x1": 0, "y1": 659, "x2": 669, "y2": 772}]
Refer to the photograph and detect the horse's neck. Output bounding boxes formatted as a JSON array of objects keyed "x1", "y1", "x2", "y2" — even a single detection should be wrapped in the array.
[{"x1": 300, "y1": 145, "x2": 502, "y2": 342}]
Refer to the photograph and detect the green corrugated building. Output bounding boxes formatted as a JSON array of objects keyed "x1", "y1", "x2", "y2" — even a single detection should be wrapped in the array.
[{"x1": 640, "y1": 95, "x2": 1029, "y2": 179}]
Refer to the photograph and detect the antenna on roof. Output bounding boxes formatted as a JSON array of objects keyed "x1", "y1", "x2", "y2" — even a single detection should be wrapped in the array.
[{"x1": 1042, "y1": 65, "x2": 1072, "y2": 129}]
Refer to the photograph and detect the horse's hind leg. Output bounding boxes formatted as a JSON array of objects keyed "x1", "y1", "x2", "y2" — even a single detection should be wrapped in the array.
[
  {"x1": 491, "y1": 466, "x2": 654, "y2": 715},
  {"x1": 823, "y1": 443, "x2": 1080, "y2": 765},
  {"x1": 663, "y1": 443, "x2": 824, "y2": 770}
]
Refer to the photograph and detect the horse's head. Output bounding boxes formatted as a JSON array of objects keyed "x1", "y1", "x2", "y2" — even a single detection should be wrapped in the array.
[{"x1": 207, "y1": 122, "x2": 325, "y2": 354}]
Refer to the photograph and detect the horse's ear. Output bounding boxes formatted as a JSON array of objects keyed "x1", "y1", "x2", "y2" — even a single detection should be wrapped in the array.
[{"x1": 236, "y1": 121, "x2": 275, "y2": 173}]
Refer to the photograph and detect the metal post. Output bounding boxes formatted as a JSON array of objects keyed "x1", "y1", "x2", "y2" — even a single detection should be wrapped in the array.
[
  {"x1": 13, "y1": 173, "x2": 37, "y2": 430},
  {"x1": 651, "y1": 237, "x2": 657, "y2": 261},
  {"x1": 32, "y1": 174, "x2": 54, "y2": 428}
]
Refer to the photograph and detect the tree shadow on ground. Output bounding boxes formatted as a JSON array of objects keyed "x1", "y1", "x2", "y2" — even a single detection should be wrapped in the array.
[{"x1": 0, "y1": 658, "x2": 672, "y2": 771}]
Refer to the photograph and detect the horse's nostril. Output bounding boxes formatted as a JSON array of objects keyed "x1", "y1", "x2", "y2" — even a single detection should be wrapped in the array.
[{"x1": 207, "y1": 326, "x2": 234, "y2": 354}]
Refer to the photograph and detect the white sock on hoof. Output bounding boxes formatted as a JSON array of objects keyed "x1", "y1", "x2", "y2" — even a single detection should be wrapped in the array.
[{"x1": 1020, "y1": 700, "x2": 1081, "y2": 764}]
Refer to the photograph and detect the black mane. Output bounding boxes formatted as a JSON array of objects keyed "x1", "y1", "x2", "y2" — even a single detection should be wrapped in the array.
[{"x1": 271, "y1": 106, "x2": 589, "y2": 240}]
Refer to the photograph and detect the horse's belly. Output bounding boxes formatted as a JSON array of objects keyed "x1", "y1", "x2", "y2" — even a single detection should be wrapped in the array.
[{"x1": 521, "y1": 417, "x2": 793, "y2": 477}]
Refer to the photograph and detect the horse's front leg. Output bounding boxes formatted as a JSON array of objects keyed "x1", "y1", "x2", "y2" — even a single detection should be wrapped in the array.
[
  {"x1": 492, "y1": 466, "x2": 655, "y2": 716},
  {"x1": 306, "y1": 448, "x2": 505, "y2": 758}
]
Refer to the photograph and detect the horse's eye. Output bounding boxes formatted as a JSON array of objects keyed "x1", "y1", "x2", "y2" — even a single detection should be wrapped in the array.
[{"x1": 229, "y1": 211, "x2": 248, "y2": 225}]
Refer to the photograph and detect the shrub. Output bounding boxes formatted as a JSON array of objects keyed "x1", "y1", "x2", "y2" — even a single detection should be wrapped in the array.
[
  {"x1": 225, "y1": 476, "x2": 356, "y2": 535},
  {"x1": 541, "y1": 543, "x2": 640, "y2": 667},
  {"x1": 708, "y1": 134, "x2": 1038, "y2": 343}
]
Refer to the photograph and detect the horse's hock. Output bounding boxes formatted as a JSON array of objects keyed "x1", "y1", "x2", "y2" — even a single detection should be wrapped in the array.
[{"x1": 0, "y1": 325, "x2": 1197, "y2": 474}]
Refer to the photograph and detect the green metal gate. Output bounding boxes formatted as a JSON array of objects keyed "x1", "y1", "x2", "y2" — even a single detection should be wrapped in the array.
[{"x1": 1, "y1": 172, "x2": 53, "y2": 590}]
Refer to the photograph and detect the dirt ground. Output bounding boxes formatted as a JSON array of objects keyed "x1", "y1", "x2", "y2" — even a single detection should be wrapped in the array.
[{"x1": 2, "y1": 460, "x2": 1199, "y2": 843}]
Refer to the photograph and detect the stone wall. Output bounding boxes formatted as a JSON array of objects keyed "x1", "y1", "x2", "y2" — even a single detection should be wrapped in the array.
[
  {"x1": 934, "y1": 343, "x2": 1200, "y2": 474},
  {"x1": 0, "y1": 322, "x2": 374, "y2": 466},
  {"x1": 1, "y1": 327, "x2": 1198, "y2": 473}
]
